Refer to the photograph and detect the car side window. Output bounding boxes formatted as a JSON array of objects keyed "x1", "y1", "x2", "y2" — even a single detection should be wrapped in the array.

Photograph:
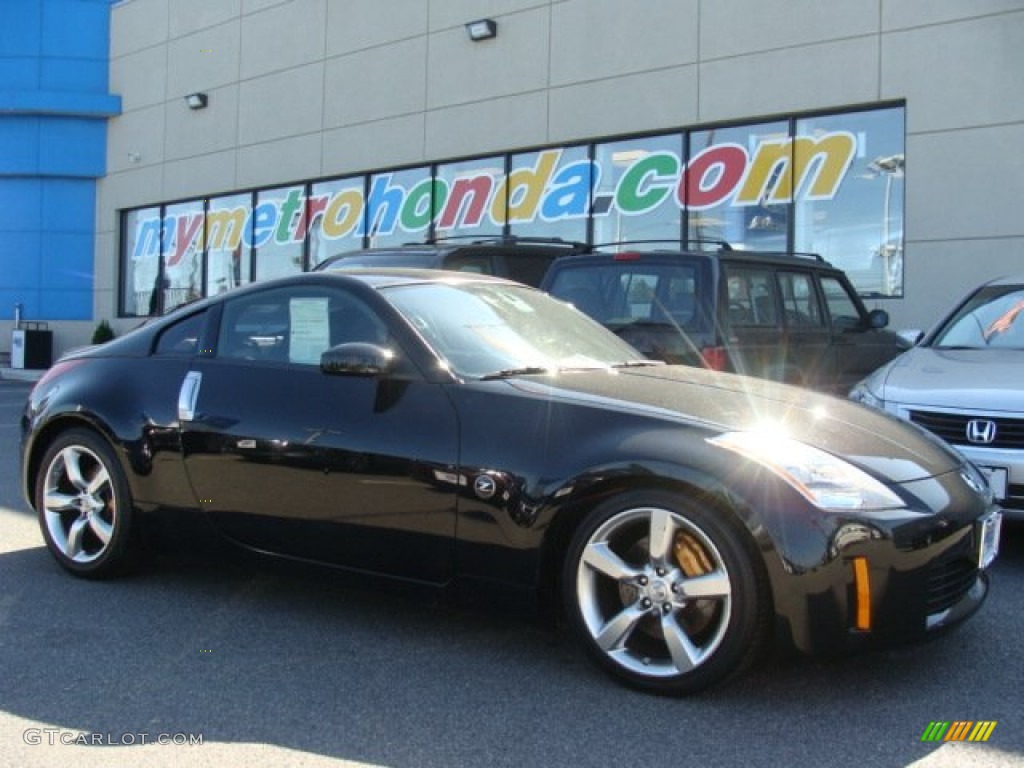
[
  {"x1": 153, "y1": 310, "x2": 207, "y2": 357},
  {"x1": 777, "y1": 271, "x2": 824, "y2": 328},
  {"x1": 445, "y1": 253, "x2": 494, "y2": 275},
  {"x1": 217, "y1": 287, "x2": 387, "y2": 365},
  {"x1": 819, "y1": 276, "x2": 863, "y2": 330},
  {"x1": 725, "y1": 267, "x2": 778, "y2": 327}
]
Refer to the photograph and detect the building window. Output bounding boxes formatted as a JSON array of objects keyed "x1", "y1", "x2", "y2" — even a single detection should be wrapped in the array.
[
  {"x1": 592, "y1": 134, "x2": 683, "y2": 248},
  {"x1": 435, "y1": 156, "x2": 505, "y2": 240},
  {"x1": 795, "y1": 108, "x2": 905, "y2": 297},
  {"x1": 118, "y1": 104, "x2": 906, "y2": 316},
  {"x1": 366, "y1": 166, "x2": 431, "y2": 249},
  {"x1": 506, "y1": 145, "x2": 590, "y2": 243},
  {"x1": 121, "y1": 206, "x2": 161, "y2": 317},
  {"x1": 206, "y1": 193, "x2": 252, "y2": 296},
  {"x1": 253, "y1": 186, "x2": 306, "y2": 281},
  {"x1": 309, "y1": 178, "x2": 365, "y2": 266},
  {"x1": 686, "y1": 120, "x2": 790, "y2": 252}
]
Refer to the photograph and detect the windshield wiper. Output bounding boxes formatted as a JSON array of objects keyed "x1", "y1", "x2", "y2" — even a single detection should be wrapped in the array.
[
  {"x1": 479, "y1": 366, "x2": 555, "y2": 381},
  {"x1": 612, "y1": 360, "x2": 666, "y2": 368}
]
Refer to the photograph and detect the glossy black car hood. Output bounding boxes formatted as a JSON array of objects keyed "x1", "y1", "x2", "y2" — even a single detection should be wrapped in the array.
[{"x1": 507, "y1": 365, "x2": 961, "y2": 483}]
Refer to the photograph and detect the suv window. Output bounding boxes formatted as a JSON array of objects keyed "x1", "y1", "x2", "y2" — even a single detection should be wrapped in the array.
[
  {"x1": 819, "y1": 275, "x2": 862, "y2": 330},
  {"x1": 778, "y1": 271, "x2": 824, "y2": 328},
  {"x1": 725, "y1": 267, "x2": 779, "y2": 327},
  {"x1": 541, "y1": 245, "x2": 906, "y2": 392},
  {"x1": 547, "y1": 261, "x2": 703, "y2": 329}
]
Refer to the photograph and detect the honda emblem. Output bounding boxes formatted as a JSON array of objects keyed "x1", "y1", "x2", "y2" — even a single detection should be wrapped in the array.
[{"x1": 966, "y1": 419, "x2": 997, "y2": 445}]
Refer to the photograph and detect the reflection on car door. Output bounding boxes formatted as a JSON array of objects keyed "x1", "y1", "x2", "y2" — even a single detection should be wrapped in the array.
[{"x1": 178, "y1": 284, "x2": 459, "y2": 583}]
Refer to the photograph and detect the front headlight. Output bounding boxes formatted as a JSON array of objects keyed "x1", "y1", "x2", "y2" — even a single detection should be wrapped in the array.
[
  {"x1": 849, "y1": 379, "x2": 885, "y2": 409},
  {"x1": 709, "y1": 431, "x2": 906, "y2": 512}
]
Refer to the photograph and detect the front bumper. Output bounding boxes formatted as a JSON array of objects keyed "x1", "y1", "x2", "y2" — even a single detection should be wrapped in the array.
[{"x1": 764, "y1": 471, "x2": 999, "y2": 657}]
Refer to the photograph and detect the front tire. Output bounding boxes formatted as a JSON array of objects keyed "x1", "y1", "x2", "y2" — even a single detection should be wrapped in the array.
[
  {"x1": 35, "y1": 428, "x2": 136, "y2": 579},
  {"x1": 563, "y1": 490, "x2": 769, "y2": 694}
]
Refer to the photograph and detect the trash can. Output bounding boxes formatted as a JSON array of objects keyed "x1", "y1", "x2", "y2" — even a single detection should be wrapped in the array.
[{"x1": 11, "y1": 322, "x2": 52, "y2": 370}]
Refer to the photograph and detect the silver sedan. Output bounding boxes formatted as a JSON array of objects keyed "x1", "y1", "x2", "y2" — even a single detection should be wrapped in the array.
[{"x1": 851, "y1": 274, "x2": 1024, "y2": 519}]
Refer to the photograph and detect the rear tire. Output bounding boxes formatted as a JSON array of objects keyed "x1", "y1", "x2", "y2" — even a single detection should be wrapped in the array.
[
  {"x1": 35, "y1": 429, "x2": 136, "y2": 579},
  {"x1": 562, "y1": 490, "x2": 769, "y2": 694}
]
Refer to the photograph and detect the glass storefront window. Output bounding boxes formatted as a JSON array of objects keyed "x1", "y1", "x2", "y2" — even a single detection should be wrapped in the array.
[
  {"x1": 592, "y1": 134, "x2": 683, "y2": 250},
  {"x1": 309, "y1": 178, "x2": 366, "y2": 266},
  {"x1": 253, "y1": 185, "x2": 306, "y2": 280},
  {"x1": 795, "y1": 108, "x2": 905, "y2": 297},
  {"x1": 206, "y1": 193, "x2": 252, "y2": 296},
  {"x1": 686, "y1": 121, "x2": 790, "y2": 251},
  {"x1": 507, "y1": 146, "x2": 589, "y2": 243},
  {"x1": 121, "y1": 206, "x2": 162, "y2": 317},
  {"x1": 366, "y1": 166, "x2": 431, "y2": 249},
  {"x1": 435, "y1": 157, "x2": 505, "y2": 240},
  {"x1": 162, "y1": 200, "x2": 204, "y2": 313},
  {"x1": 119, "y1": 106, "x2": 906, "y2": 316}
]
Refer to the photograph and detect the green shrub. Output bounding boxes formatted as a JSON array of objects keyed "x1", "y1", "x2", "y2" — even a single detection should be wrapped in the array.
[{"x1": 92, "y1": 320, "x2": 115, "y2": 345}]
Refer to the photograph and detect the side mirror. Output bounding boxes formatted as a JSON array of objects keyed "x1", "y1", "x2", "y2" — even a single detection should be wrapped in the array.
[
  {"x1": 867, "y1": 308, "x2": 889, "y2": 329},
  {"x1": 320, "y1": 343, "x2": 395, "y2": 377}
]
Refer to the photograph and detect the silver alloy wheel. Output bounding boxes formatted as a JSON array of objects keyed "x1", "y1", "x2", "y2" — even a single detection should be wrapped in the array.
[
  {"x1": 575, "y1": 506, "x2": 733, "y2": 678},
  {"x1": 42, "y1": 445, "x2": 117, "y2": 565}
]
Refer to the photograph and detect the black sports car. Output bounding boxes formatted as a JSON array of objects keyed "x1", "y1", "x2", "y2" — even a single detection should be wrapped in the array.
[{"x1": 21, "y1": 270, "x2": 1002, "y2": 693}]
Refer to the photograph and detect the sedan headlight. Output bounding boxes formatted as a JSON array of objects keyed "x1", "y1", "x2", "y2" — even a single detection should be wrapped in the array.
[
  {"x1": 709, "y1": 431, "x2": 906, "y2": 512},
  {"x1": 849, "y1": 379, "x2": 885, "y2": 409}
]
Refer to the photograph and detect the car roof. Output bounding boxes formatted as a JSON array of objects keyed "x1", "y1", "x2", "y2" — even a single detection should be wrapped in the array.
[{"x1": 547, "y1": 248, "x2": 839, "y2": 271}]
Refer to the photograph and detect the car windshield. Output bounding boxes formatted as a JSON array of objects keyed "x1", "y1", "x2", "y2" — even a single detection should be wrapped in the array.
[
  {"x1": 931, "y1": 284, "x2": 1024, "y2": 350},
  {"x1": 382, "y1": 281, "x2": 651, "y2": 378}
]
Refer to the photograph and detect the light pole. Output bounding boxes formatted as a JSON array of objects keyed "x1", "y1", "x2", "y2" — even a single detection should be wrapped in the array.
[{"x1": 867, "y1": 154, "x2": 904, "y2": 295}]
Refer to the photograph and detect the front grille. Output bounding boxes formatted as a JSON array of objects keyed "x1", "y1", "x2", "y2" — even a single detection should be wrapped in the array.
[
  {"x1": 926, "y1": 553, "x2": 978, "y2": 615},
  {"x1": 1005, "y1": 484, "x2": 1024, "y2": 511},
  {"x1": 908, "y1": 410, "x2": 1024, "y2": 449}
]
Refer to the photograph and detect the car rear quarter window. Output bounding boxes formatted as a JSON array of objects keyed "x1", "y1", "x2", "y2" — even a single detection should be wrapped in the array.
[
  {"x1": 217, "y1": 287, "x2": 387, "y2": 365},
  {"x1": 153, "y1": 310, "x2": 207, "y2": 357}
]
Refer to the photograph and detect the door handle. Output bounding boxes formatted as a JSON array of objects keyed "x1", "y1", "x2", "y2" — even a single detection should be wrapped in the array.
[{"x1": 177, "y1": 371, "x2": 203, "y2": 421}]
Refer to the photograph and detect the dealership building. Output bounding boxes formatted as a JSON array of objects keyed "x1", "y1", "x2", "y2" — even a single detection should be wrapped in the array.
[{"x1": 2, "y1": 0, "x2": 1023, "y2": 361}]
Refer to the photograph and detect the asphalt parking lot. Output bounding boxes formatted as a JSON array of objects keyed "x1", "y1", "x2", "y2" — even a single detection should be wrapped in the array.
[{"x1": 0, "y1": 377, "x2": 1021, "y2": 768}]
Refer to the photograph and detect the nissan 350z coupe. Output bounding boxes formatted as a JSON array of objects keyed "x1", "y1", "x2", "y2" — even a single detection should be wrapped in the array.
[{"x1": 21, "y1": 270, "x2": 1001, "y2": 693}]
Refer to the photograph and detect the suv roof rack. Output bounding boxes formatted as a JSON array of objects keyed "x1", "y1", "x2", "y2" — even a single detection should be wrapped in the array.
[
  {"x1": 735, "y1": 250, "x2": 825, "y2": 263},
  {"x1": 591, "y1": 238, "x2": 733, "y2": 252}
]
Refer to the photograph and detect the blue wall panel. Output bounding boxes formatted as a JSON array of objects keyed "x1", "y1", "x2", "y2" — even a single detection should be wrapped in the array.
[
  {"x1": 0, "y1": 3, "x2": 43, "y2": 58},
  {"x1": 42, "y1": 180, "x2": 96, "y2": 233},
  {"x1": 39, "y1": 118, "x2": 107, "y2": 178},
  {"x1": 0, "y1": 179, "x2": 43, "y2": 232},
  {"x1": 0, "y1": 0, "x2": 118, "y2": 325},
  {"x1": 0, "y1": 118, "x2": 40, "y2": 175},
  {"x1": 0, "y1": 233, "x2": 43, "y2": 288}
]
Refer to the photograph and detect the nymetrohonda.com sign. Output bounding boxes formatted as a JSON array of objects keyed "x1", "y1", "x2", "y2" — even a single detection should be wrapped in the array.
[{"x1": 133, "y1": 131, "x2": 856, "y2": 265}]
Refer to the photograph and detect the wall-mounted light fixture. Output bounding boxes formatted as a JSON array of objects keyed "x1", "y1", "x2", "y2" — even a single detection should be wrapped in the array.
[
  {"x1": 184, "y1": 92, "x2": 209, "y2": 110},
  {"x1": 465, "y1": 18, "x2": 497, "y2": 42}
]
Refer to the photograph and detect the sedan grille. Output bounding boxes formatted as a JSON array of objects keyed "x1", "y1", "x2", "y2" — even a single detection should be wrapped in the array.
[{"x1": 908, "y1": 410, "x2": 1024, "y2": 450}]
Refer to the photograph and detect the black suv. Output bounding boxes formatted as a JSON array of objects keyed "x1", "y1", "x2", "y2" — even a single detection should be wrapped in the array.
[
  {"x1": 540, "y1": 244, "x2": 909, "y2": 393},
  {"x1": 315, "y1": 236, "x2": 586, "y2": 288}
]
